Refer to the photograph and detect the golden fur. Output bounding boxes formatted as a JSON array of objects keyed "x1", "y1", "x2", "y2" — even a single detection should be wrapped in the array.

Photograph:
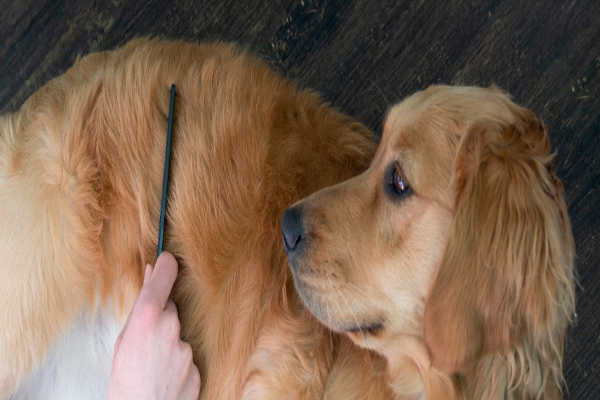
[
  {"x1": 283, "y1": 86, "x2": 575, "y2": 399},
  {"x1": 0, "y1": 39, "x2": 400, "y2": 399}
]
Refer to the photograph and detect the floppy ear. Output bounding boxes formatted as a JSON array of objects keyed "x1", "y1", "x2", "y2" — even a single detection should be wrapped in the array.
[{"x1": 423, "y1": 110, "x2": 575, "y2": 374}]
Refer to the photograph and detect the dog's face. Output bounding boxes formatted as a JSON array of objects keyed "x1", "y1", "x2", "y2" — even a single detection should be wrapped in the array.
[
  {"x1": 282, "y1": 86, "x2": 574, "y2": 394},
  {"x1": 281, "y1": 86, "x2": 461, "y2": 353},
  {"x1": 281, "y1": 87, "x2": 456, "y2": 351}
]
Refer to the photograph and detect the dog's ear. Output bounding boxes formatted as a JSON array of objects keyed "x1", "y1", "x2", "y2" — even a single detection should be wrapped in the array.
[{"x1": 423, "y1": 109, "x2": 575, "y2": 374}]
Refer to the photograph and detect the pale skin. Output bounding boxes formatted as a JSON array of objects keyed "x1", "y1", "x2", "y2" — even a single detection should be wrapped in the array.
[{"x1": 107, "y1": 252, "x2": 201, "y2": 400}]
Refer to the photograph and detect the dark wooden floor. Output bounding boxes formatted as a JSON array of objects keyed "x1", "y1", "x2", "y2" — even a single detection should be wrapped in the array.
[{"x1": 1, "y1": 0, "x2": 598, "y2": 398}]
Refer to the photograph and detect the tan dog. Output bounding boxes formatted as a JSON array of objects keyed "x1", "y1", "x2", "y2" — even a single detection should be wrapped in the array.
[
  {"x1": 0, "y1": 39, "x2": 401, "y2": 399},
  {"x1": 282, "y1": 86, "x2": 575, "y2": 399}
]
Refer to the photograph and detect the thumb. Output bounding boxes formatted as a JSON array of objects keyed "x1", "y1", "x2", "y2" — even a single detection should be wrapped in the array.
[{"x1": 141, "y1": 252, "x2": 178, "y2": 309}]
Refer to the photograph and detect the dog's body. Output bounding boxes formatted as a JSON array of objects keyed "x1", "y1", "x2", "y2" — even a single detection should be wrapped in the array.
[
  {"x1": 1, "y1": 38, "x2": 575, "y2": 400},
  {"x1": 282, "y1": 86, "x2": 575, "y2": 399},
  {"x1": 0, "y1": 39, "x2": 398, "y2": 399}
]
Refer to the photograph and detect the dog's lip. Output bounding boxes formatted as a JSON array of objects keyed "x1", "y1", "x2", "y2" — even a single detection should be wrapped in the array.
[{"x1": 345, "y1": 321, "x2": 384, "y2": 334}]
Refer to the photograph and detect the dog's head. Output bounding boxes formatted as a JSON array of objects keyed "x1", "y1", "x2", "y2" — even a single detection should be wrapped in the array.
[{"x1": 281, "y1": 86, "x2": 575, "y2": 398}]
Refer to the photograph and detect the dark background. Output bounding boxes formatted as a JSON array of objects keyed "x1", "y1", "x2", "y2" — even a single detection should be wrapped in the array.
[{"x1": 1, "y1": 0, "x2": 597, "y2": 398}]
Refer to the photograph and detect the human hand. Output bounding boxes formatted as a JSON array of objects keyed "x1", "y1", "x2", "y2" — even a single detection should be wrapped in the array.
[{"x1": 107, "y1": 252, "x2": 201, "y2": 400}]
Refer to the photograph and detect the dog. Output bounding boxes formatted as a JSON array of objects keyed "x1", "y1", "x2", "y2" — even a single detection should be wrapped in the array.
[
  {"x1": 0, "y1": 39, "x2": 402, "y2": 399},
  {"x1": 281, "y1": 85, "x2": 576, "y2": 399}
]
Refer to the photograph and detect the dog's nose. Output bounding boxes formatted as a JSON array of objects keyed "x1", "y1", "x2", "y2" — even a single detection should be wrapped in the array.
[{"x1": 281, "y1": 206, "x2": 306, "y2": 254}]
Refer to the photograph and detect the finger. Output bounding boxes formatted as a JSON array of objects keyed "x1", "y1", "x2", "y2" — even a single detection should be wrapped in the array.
[
  {"x1": 113, "y1": 334, "x2": 123, "y2": 356},
  {"x1": 162, "y1": 316, "x2": 181, "y2": 343},
  {"x1": 142, "y1": 251, "x2": 178, "y2": 308},
  {"x1": 176, "y1": 343, "x2": 200, "y2": 399},
  {"x1": 143, "y1": 263, "x2": 154, "y2": 284},
  {"x1": 161, "y1": 303, "x2": 181, "y2": 341},
  {"x1": 181, "y1": 361, "x2": 201, "y2": 400},
  {"x1": 164, "y1": 298, "x2": 178, "y2": 315}
]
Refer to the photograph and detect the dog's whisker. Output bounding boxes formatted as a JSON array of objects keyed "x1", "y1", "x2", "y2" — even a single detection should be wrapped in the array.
[
  {"x1": 335, "y1": 287, "x2": 364, "y2": 340},
  {"x1": 347, "y1": 282, "x2": 380, "y2": 305},
  {"x1": 335, "y1": 286, "x2": 375, "y2": 370},
  {"x1": 326, "y1": 276, "x2": 362, "y2": 336},
  {"x1": 326, "y1": 302, "x2": 333, "y2": 352},
  {"x1": 324, "y1": 276, "x2": 355, "y2": 333},
  {"x1": 326, "y1": 277, "x2": 375, "y2": 369},
  {"x1": 327, "y1": 276, "x2": 348, "y2": 324}
]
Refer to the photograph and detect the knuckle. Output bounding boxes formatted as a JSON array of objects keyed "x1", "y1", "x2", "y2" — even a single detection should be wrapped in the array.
[
  {"x1": 164, "y1": 317, "x2": 181, "y2": 342},
  {"x1": 182, "y1": 341, "x2": 193, "y2": 362},
  {"x1": 178, "y1": 343, "x2": 195, "y2": 375},
  {"x1": 170, "y1": 316, "x2": 181, "y2": 335},
  {"x1": 192, "y1": 367, "x2": 201, "y2": 391},
  {"x1": 167, "y1": 299, "x2": 179, "y2": 315}
]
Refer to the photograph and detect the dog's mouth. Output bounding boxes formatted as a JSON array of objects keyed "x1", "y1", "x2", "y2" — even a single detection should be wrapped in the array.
[
  {"x1": 289, "y1": 263, "x2": 387, "y2": 338},
  {"x1": 345, "y1": 321, "x2": 384, "y2": 335},
  {"x1": 293, "y1": 276, "x2": 386, "y2": 335},
  {"x1": 346, "y1": 322, "x2": 384, "y2": 334}
]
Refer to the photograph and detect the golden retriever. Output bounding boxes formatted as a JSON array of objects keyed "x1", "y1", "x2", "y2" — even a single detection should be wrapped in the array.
[
  {"x1": 0, "y1": 39, "x2": 400, "y2": 399},
  {"x1": 281, "y1": 85, "x2": 576, "y2": 399}
]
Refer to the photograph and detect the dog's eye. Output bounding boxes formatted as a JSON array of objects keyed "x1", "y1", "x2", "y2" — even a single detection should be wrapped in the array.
[
  {"x1": 393, "y1": 163, "x2": 407, "y2": 194},
  {"x1": 389, "y1": 162, "x2": 411, "y2": 197}
]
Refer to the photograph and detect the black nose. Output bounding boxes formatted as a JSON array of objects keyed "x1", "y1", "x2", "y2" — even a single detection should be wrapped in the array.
[{"x1": 281, "y1": 207, "x2": 306, "y2": 254}]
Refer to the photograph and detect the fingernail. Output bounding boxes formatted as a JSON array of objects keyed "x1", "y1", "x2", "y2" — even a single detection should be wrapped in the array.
[{"x1": 143, "y1": 264, "x2": 152, "y2": 284}]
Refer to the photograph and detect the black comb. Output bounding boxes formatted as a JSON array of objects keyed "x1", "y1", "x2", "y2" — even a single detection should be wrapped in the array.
[{"x1": 157, "y1": 84, "x2": 176, "y2": 258}]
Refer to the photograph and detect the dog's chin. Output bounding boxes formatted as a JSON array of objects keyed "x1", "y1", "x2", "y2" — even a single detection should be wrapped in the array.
[{"x1": 291, "y1": 272, "x2": 385, "y2": 338}]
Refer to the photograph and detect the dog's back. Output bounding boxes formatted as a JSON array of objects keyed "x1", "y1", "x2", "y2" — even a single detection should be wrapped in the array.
[{"x1": 1, "y1": 39, "x2": 394, "y2": 399}]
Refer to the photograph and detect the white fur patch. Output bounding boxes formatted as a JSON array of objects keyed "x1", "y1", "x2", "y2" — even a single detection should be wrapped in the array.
[{"x1": 10, "y1": 306, "x2": 125, "y2": 400}]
